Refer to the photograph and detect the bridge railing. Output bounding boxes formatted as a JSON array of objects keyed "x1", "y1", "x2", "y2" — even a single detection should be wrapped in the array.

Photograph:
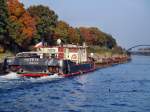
[{"x1": 127, "y1": 45, "x2": 150, "y2": 51}]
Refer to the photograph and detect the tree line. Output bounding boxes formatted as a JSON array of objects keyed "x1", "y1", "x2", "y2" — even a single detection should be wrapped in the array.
[{"x1": 0, "y1": 0, "x2": 117, "y2": 53}]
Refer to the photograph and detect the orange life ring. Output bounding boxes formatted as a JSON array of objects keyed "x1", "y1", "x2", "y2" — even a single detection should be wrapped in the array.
[{"x1": 71, "y1": 54, "x2": 77, "y2": 60}]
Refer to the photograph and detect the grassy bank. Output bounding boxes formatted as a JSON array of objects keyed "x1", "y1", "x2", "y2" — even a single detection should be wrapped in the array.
[
  {"x1": 87, "y1": 46, "x2": 126, "y2": 57},
  {"x1": 0, "y1": 51, "x2": 14, "y2": 62}
]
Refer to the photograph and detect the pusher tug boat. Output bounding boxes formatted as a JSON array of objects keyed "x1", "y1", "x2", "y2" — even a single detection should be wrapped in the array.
[{"x1": 6, "y1": 43, "x2": 95, "y2": 78}]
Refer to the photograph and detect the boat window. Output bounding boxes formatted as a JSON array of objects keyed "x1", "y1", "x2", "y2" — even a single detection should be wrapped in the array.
[
  {"x1": 16, "y1": 53, "x2": 40, "y2": 58},
  {"x1": 51, "y1": 54, "x2": 56, "y2": 58}
]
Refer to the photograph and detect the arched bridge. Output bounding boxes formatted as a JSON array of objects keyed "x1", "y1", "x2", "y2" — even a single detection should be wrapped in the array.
[
  {"x1": 127, "y1": 45, "x2": 150, "y2": 56},
  {"x1": 127, "y1": 45, "x2": 150, "y2": 51}
]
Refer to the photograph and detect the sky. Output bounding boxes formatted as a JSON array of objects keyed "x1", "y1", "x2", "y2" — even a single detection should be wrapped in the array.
[{"x1": 20, "y1": 0, "x2": 150, "y2": 48}]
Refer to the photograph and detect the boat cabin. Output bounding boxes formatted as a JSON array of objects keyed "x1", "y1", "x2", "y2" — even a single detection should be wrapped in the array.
[{"x1": 36, "y1": 44, "x2": 88, "y2": 63}]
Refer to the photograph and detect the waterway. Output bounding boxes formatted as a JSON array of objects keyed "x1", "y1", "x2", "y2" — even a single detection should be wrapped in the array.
[{"x1": 0, "y1": 56, "x2": 150, "y2": 112}]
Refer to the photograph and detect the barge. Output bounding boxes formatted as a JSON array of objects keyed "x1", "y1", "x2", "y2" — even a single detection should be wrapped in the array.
[{"x1": 4, "y1": 44, "x2": 95, "y2": 78}]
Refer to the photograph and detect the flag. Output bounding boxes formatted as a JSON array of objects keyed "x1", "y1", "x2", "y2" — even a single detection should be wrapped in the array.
[
  {"x1": 41, "y1": 38, "x2": 45, "y2": 46},
  {"x1": 34, "y1": 42, "x2": 43, "y2": 48}
]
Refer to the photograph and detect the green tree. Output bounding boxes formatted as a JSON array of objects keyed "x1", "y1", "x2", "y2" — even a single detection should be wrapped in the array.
[
  {"x1": 76, "y1": 28, "x2": 84, "y2": 45},
  {"x1": 0, "y1": 0, "x2": 9, "y2": 42},
  {"x1": 53, "y1": 20, "x2": 70, "y2": 43},
  {"x1": 27, "y1": 5, "x2": 58, "y2": 45},
  {"x1": 103, "y1": 33, "x2": 117, "y2": 49}
]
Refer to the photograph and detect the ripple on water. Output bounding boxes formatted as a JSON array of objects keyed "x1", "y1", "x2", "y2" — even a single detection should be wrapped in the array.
[{"x1": 0, "y1": 56, "x2": 150, "y2": 112}]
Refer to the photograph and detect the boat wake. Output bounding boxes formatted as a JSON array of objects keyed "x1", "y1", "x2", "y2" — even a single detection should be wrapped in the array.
[
  {"x1": 27, "y1": 74, "x2": 63, "y2": 83},
  {"x1": 0, "y1": 72, "x2": 63, "y2": 83},
  {"x1": 0, "y1": 73, "x2": 63, "y2": 92},
  {"x1": 0, "y1": 72, "x2": 20, "y2": 80}
]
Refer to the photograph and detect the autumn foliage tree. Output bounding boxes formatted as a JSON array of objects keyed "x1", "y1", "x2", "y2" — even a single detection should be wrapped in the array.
[
  {"x1": 68, "y1": 27, "x2": 81, "y2": 44},
  {"x1": 0, "y1": 0, "x2": 118, "y2": 53},
  {"x1": 7, "y1": 0, "x2": 36, "y2": 48},
  {"x1": 79, "y1": 27, "x2": 97, "y2": 45},
  {"x1": 79, "y1": 27, "x2": 116, "y2": 48}
]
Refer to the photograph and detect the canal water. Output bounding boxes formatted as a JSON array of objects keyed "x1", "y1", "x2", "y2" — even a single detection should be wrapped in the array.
[{"x1": 0, "y1": 56, "x2": 150, "y2": 112}]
